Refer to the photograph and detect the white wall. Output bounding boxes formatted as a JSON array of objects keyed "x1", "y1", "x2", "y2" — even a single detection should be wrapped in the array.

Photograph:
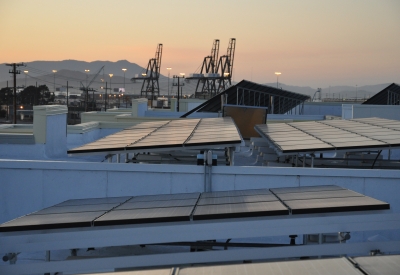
[
  {"x1": 342, "y1": 104, "x2": 400, "y2": 120},
  {"x1": 1, "y1": 159, "x2": 399, "y2": 223},
  {"x1": 302, "y1": 102, "x2": 344, "y2": 116}
]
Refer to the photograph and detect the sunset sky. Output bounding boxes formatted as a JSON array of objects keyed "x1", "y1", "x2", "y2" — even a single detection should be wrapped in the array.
[{"x1": 1, "y1": 0, "x2": 399, "y2": 88}]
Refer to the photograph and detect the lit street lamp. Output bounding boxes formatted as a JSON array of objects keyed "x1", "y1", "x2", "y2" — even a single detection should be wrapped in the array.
[
  {"x1": 166, "y1": 67, "x2": 172, "y2": 97},
  {"x1": 275, "y1": 72, "x2": 281, "y2": 89},
  {"x1": 109, "y1": 74, "x2": 113, "y2": 108},
  {"x1": 52, "y1": 70, "x2": 57, "y2": 93},
  {"x1": 24, "y1": 71, "x2": 28, "y2": 87},
  {"x1": 122, "y1": 68, "x2": 127, "y2": 89}
]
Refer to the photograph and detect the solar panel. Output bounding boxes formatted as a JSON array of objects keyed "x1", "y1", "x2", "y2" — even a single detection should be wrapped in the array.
[
  {"x1": 116, "y1": 198, "x2": 198, "y2": 210},
  {"x1": 255, "y1": 118, "x2": 400, "y2": 154},
  {"x1": 178, "y1": 258, "x2": 362, "y2": 275},
  {"x1": 68, "y1": 117, "x2": 242, "y2": 155},
  {"x1": 0, "y1": 186, "x2": 390, "y2": 232},
  {"x1": 270, "y1": 185, "x2": 345, "y2": 194},
  {"x1": 275, "y1": 189, "x2": 364, "y2": 201},
  {"x1": 94, "y1": 206, "x2": 194, "y2": 226},
  {"x1": 0, "y1": 211, "x2": 106, "y2": 232},
  {"x1": 55, "y1": 196, "x2": 132, "y2": 207},
  {"x1": 285, "y1": 197, "x2": 390, "y2": 214},
  {"x1": 32, "y1": 203, "x2": 120, "y2": 215},
  {"x1": 197, "y1": 194, "x2": 278, "y2": 205},
  {"x1": 130, "y1": 193, "x2": 200, "y2": 202},
  {"x1": 352, "y1": 255, "x2": 400, "y2": 275},
  {"x1": 193, "y1": 201, "x2": 289, "y2": 220},
  {"x1": 200, "y1": 189, "x2": 271, "y2": 198}
]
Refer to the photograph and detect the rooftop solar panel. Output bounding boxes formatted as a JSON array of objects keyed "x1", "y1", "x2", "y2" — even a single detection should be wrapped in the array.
[
  {"x1": 0, "y1": 186, "x2": 391, "y2": 232},
  {"x1": 94, "y1": 206, "x2": 194, "y2": 226},
  {"x1": 352, "y1": 255, "x2": 400, "y2": 275},
  {"x1": 275, "y1": 189, "x2": 364, "y2": 201},
  {"x1": 178, "y1": 258, "x2": 363, "y2": 275},
  {"x1": 68, "y1": 117, "x2": 242, "y2": 155},
  {"x1": 193, "y1": 201, "x2": 289, "y2": 220},
  {"x1": 270, "y1": 185, "x2": 344, "y2": 194},
  {"x1": 285, "y1": 196, "x2": 390, "y2": 214},
  {"x1": 129, "y1": 193, "x2": 200, "y2": 202},
  {"x1": 0, "y1": 211, "x2": 106, "y2": 232},
  {"x1": 55, "y1": 197, "x2": 132, "y2": 207},
  {"x1": 197, "y1": 194, "x2": 278, "y2": 205},
  {"x1": 115, "y1": 198, "x2": 198, "y2": 210},
  {"x1": 32, "y1": 203, "x2": 120, "y2": 215},
  {"x1": 200, "y1": 189, "x2": 272, "y2": 198},
  {"x1": 255, "y1": 118, "x2": 400, "y2": 155}
]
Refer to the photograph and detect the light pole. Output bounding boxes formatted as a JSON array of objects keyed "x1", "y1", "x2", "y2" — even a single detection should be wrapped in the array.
[
  {"x1": 275, "y1": 72, "x2": 281, "y2": 89},
  {"x1": 24, "y1": 71, "x2": 28, "y2": 87},
  {"x1": 122, "y1": 68, "x2": 127, "y2": 90},
  {"x1": 52, "y1": 70, "x2": 57, "y2": 93},
  {"x1": 167, "y1": 67, "x2": 172, "y2": 97},
  {"x1": 109, "y1": 74, "x2": 113, "y2": 108}
]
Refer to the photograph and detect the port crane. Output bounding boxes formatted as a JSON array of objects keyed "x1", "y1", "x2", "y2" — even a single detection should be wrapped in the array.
[
  {"x1": 312, "y1": 88, "x2": 322, "y2": 102},
  {"x1": 188, "y1": 39, "x2": 236, "y2": 98},
  {"x1": 193, "y1": 39, "x2": 220, "y2": 98},
  {"x1": 216, "y1": 38, "x2": 236, "y2": 93},
  {"x1": 132, "y1": 44, "x2": 163, "y2": 102}
]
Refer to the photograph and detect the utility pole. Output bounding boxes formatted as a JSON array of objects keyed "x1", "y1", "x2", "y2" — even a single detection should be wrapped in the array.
[
  {"x1": 173, "y1": 74, "x2": 185, "y2": 112},
  {"x1": 6, "y1": 63, "x2": 24, "y2": 124}
]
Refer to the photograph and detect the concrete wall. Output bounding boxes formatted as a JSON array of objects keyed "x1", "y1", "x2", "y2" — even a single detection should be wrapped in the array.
[
  {"x1": 302, "y1": 102, "x2": 344, "y2": 116},
  {"x1": 342, "y1": 104, "x2": 400, "y2": 120}
]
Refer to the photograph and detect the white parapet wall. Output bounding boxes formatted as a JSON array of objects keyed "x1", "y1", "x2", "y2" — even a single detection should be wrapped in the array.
[
  {"x1": 0, "y1": 105, "x2": 68, "y2": 159},
  {"x1": 1, "y1": 159, "x2": 400, "y2": 242},
  {"x1": 342, "y1": 104, "x2": 400, "y2": 120},
  {"x1": 131, "y1": 98, "x2": 148, "y2": 117}
]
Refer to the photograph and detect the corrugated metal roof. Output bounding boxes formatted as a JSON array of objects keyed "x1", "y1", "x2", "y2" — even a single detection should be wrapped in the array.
[
  {"x1": 362, "y1": 83, "x2": 400, "y2": 105},
  {"x1": 182, "y1": 80, "x2": 310, "y2": 117}
]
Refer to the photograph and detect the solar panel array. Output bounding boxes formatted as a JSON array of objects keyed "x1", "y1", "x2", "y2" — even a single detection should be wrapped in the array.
[
  {"x1": 0, "y1": 185, "x2": 389, "y2": 232},
  {"x1": 68, "y1": 117, "x2": 242, "y2": 155},
  {"x1": 255, "y1": 117, "x2": 400, "y2": 154}
]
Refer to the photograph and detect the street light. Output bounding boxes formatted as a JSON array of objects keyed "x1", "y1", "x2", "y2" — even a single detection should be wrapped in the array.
[
  {"x1": 24, "y1": 71, "x2": 28, "y2": 87},
  {"x1": 52, "y1": 70, "x2": 57, "y2": 93},
  {"x1": 109, "y1": 74, "x2": 113, "y2": 108},
  {"x1": 122, "y1": 68, "x2": 127, "y2": 89},
  {"x1": 275, "y1": 72, "x2": 281, "y2": 89},
  {"x1": 166, "y1": 67, "x2": 172, "y2": 97}
]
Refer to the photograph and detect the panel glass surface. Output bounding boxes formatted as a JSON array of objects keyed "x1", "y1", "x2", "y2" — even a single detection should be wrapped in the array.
[
  {"x1": 255, "y1": 118, "x2": 400, "y2": 155},
  {"x1": 275, "y1": 190, "x2": 364, "y2": 201},
  {"x1": 198, "y1": 194, "x2": 278, "y2": 205},
  {"x1": 270, "y1": 185, "x2": 344, "y2": 194},
  {"x1": 0, "y1": 211, "x2": 106, "y2": 232},
  {"x1": 115, "y1": 198, "x2": 198, "y2": 210},
  {"x1": 94, "y1": 206, "x2": 194, "y2": 226},
  {"x1": 68, "y1": 117, "x2": 242, "y2": 155},
  {"x1": 201, "y1": 189, "x2": 271, "y2": 198},
  {"x1": 193, "y1": 201, "x2": 289, "y2": 220},
  {"x1": 286, "y1": 196, "x2": 390, "y2": 214}
]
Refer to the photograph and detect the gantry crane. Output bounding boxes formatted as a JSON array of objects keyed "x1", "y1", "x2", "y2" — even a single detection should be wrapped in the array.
[
  {"x1": 193, "y1": 39, "x2": 220, "y2": 98},
  {"x1": 132, "y1": 44, "x2": 163, "y2": 101},
  {"x1": 188, "y1": 39, "x2": 236, "y2": 99},
  {"x1": 216, "y1": 38, "x2": 236, "y2": 93}
]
